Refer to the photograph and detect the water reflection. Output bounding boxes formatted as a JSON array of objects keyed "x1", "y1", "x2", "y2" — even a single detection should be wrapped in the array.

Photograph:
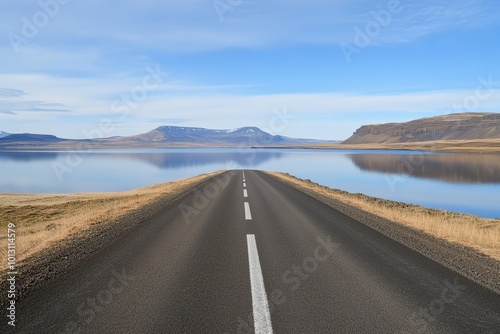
[
  {"x1": 0, "y1": 151, "x2": 59, "y2": 162},
  {"x1": 349, "y1": 153, "x2": 500, "y2": 183},
  {"x1": 111, "y1": 151, "x2": 283, "y2": 169},
  {"x1": 0, "y1": 149, "x2": 498, "y2": 218},
  {"x1": 0, "y1": 150, "x2": 283, "y2": 169}
]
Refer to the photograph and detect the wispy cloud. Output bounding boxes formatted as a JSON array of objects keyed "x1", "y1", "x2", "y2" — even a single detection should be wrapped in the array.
[
  {"x1": 0, "y1": 110, "x2": 16, "y2": 115},
  {"x1": 0, "y1": 88, "x2": 26, "y2": 97},
  {"x1": 0, "y1": 100, "x2": 72, "y2": 114},
  {"x1": 392, "y1": 1, "x2": 494, "y2": 40},
  {"x1": 0, "y1": 83, "x2": 73, "y2": 115},
  {"x1": 2, "y1": 0, "x2": 497, "y2": 56},
  {"x1": 339, "y1": 0, "x2": 499, "y2": 45}
]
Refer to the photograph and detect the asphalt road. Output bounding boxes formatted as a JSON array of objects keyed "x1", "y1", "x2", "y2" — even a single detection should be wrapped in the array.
[{"x1": 7, "y1": 170, "x2": 500, "y2": 333}]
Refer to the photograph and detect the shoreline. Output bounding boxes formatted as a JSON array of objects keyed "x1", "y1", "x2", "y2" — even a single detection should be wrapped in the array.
[
  {"x1": 1, "y1": 138, "x2": 500, "y2": 153},
  {"x1": 294, "y1": 138, "x2": 500, "y2": 153}
]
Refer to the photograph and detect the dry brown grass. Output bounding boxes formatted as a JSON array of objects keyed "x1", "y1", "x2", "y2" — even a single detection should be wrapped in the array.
[
  {"x1": 303, "y1": 138, "x2": 500, "y2": 153},
  {"x1": 0, "y1": 171, "x2": 222, "y2": 264},
  {"x1": 267, "y1": 172, "x2": 500, "y2": 261}
]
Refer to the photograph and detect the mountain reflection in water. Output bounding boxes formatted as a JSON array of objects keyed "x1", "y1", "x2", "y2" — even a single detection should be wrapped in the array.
[
  {"x1": 349, "y1": 153, "x2": 500, "y2": 184},
  {"x1": 0, "y1": 149, "x2": 498, "y2": 218}
]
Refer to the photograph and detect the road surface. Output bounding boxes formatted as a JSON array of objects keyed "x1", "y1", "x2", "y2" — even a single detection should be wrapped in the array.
[{"x1": 6, "y1": 170, "x2": 500, "y2": 333}]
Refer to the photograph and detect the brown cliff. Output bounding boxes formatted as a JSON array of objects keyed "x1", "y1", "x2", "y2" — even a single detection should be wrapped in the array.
[{"x1": 343, "y1": 113, "x2": 500, "y2": 144}]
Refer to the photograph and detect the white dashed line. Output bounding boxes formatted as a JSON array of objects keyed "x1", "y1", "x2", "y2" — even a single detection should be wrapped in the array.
[
  {"x1": 244, "y1": 189, "x2": 248, "y2": 198},
  {"x1": 244, "y1": 202, "x2": 252, "y2": 220},
  {"x1": 247, "y1": 235, "x2": 274, "y2": 334},
  {"x1": 243, "y1": 183, "x2": 246, "y2": 187}
]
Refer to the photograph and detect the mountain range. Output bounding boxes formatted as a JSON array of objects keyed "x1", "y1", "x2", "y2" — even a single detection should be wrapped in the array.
[
  {"x1": 0, "y1": 126, "x2": 336, "y2": 149},
  {"x1": 3, "y1": 112, "x2": 498, "y2": 150}
]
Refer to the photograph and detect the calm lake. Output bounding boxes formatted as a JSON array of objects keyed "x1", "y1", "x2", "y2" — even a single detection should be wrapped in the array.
[{"x1": 0, "y1": 149, "x2": 499, "y2": 218}]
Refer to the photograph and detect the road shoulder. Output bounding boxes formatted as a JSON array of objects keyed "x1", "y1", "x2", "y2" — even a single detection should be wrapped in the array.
[
  {"x1": 264, "y1": 171, "x2": 500, "y2": 295},
  {"x1": 0, "y1": 171, "x2": 225, "y2": 308}
]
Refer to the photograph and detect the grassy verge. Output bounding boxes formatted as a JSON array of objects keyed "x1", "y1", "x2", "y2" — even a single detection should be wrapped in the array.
[
  {"x1": 267, "y1": 171, "x2": 500, "y2": 261},
  {"x1": 0, "y1": 171, "x2": 223, "y2": 265}
]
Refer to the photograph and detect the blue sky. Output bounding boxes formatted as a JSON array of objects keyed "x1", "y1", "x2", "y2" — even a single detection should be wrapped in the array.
[{"x1": 1, "y1": 0, "x2": 500, "y2": 140}]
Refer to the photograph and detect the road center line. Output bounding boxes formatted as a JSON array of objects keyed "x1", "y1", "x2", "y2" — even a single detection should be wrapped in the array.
[
  {"x1": 247, "y1": 234, "x2": 274, "y2": 334},
  {"x1": 244, "y1": 202, "x2": 252, "y2": 220},
  {"x1": 244, "y1": 189, "x2": 248, "y2": 198}
]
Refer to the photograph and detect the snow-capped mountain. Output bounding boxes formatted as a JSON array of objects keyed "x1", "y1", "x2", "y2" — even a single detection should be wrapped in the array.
[{"x1": 126, "y1": 126, "x2": 331, "y2": 146}]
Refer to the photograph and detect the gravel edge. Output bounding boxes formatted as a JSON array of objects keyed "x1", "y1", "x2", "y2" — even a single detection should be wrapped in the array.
[
  {"x1": 264, "y1": 172, "x2": 500, "y2": 295},
  {"x1": 0, "y1": 172, "x2": 224, "y2": 308}
]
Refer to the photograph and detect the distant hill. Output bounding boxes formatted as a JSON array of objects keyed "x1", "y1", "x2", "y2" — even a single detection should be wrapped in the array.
[
  {"x1": 120, "y1": 126, "x2": 326, "y2": 146},
  {"x1": 0, "y1": 133, "x2": 65, "y2": 143},
  {"x1": 0, "y1": 126, "x2": 334, "y2": 149},
  {"x1": 343, "y1": 113, "x2": 500, "y2": 144}
]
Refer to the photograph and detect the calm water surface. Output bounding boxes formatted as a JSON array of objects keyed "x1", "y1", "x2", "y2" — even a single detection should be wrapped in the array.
[{"x1": 0, "y1": 149, "x2": 498, "y2": 218}]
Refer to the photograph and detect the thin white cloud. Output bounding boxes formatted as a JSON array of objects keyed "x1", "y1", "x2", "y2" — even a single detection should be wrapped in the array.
[
  {"x1": 0, "y1": 100, "x2": 72, "y2": 114},
  {"x1": 339, "y1": 0, "x2": 499, "y2": 45},
  {"x1": 0, "y1": 88, "x2": 26, "y2": 97},
  {"x1": 393, "y1": 1, "x2": 491, "y2": 39}
]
